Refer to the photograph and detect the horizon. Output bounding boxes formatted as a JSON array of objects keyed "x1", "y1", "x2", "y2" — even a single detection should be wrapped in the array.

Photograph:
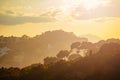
[
  {"x1": 1, "y1": 29, "x2": 120, "y2": 43},
  {"x1": 0, "y1": 30, "x2": 104, "y2": 43}
]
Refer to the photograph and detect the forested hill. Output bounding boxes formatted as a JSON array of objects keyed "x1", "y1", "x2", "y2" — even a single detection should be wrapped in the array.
[
  {"x1": 0, "y1": 30, "x2": 87, "y2": 67},
  {"x1": 0, "y1": 38, "x2": 120, "y2": 80}
]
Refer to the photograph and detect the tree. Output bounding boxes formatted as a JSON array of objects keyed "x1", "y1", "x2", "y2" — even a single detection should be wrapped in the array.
[
  {"x1": 56, "y1": 50, "x2": 70, "y2": 59},
  {"x1": 68, "y1": 54, "x2": 82, "y2": 61},
  {"x1": 21, "y1": 35, "x2": 30, "y2": 40},
  {"x1": 71, "y1": 42, "x2": 81, "y2": 50},
  {"x1": 44, "y1": 57, "x2": 58, "y2": 65}
]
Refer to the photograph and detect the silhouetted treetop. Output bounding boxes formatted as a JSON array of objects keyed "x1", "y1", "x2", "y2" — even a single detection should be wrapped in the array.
[
  {"x1": 56, "y1": 50, "x2": 70, "y2": 59},
  {"x1": 1, "y1": 38, "x2": 120, "y2": 80}
]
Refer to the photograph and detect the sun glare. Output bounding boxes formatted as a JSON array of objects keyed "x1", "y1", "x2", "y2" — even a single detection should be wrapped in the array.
[
  {"x1": 62, "y1": 0, "x2": 109, "y2": 10},
  {"x1": 82, "y1": 0, "x2": 102, "y2": 10}
]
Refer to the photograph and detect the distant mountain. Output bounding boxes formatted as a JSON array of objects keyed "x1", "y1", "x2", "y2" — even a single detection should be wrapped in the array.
[
  {"x1": 80, "y1": 34, "x2": 102, "y2": 43},
  {"x1": 0, "y1": 30, "x2": 88, "y2": 68}
]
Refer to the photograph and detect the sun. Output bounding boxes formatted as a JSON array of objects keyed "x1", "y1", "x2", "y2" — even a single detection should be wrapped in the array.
[
  {"x1": 60, "y1": 0, "x2": 110, "y2": 20},
  {"x1": 62, "y1": 0, "x2": 109, "y2": 10},
  {"x1": 82, "y1": 0, "x2": 105, "y2": 10}
]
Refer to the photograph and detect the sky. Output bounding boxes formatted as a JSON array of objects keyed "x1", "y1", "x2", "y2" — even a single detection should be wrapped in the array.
[{"x1": 0, "y1": 0, "x2": 120, "y2": 39}]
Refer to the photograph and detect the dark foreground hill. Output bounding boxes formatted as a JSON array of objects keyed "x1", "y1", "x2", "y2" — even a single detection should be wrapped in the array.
[{"x1": 0, "y1": 39, "x2": 120, "y2": 80}]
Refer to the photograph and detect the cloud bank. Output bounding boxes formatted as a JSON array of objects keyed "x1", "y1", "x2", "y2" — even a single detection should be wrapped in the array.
[
  {"x1": 0, "y1": 13, "x2": 55, "y2": 25},
  {"x1": 0, "y1": 0, "x2": 120, "y2": 25},
  {"x1": 72, "y1": 0, "x2": 120, "y2": 20}
]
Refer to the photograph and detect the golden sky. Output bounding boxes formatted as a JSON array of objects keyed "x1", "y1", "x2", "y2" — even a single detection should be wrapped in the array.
[{"x1": 0, "y1": 0, "x2": 120, "y2": 39}]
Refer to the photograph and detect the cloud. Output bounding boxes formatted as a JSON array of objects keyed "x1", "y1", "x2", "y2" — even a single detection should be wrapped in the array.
[
  {"x1": 93, "y1": 17, "x2": 115, "y2": 23},
  {"x1": 0, "y1": 13, "x2": 55, "y2": 25},
  {"x1": 72, "y1": 0, "x2": 120, "y2": 20},
  {"x1": 40, "y1": 8, "x2": 61, "y2": 17},
  {"x1": 1, "y1": 0, "x2": 120, "y2": 24},
  {"x1": 5, "y1": 10, "x2": 14, "y2": 15}
]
